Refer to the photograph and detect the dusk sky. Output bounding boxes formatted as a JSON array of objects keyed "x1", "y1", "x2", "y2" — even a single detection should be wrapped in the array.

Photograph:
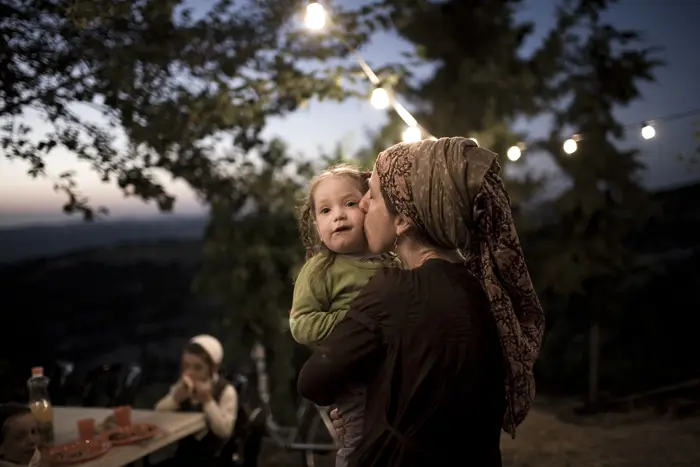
[{"x1": 1, "y1": 0, "x2": 698, "y2": 227}]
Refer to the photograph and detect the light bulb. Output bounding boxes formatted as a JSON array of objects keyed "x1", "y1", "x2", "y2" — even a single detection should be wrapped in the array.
[
  {"x1": 563, "y1": 138, "x2": 577, "y2": 155},
  {"x1": 506, "y1": 146, "x2": 521, "y2": 161},
  {"x1": 370, "y1": 88, "x2": 390, "y2": 110},
  {"x1": 641, "y1": 124, "x2": 655, "y2": 140},
  {"x1": 304, "y1": 2, "x2": 326, "y2": 31},
  {"x1": 402, "y1": 126, "x2": 422, "y2": 143}
]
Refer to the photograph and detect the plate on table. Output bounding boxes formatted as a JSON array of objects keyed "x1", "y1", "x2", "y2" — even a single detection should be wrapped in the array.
[
  {"x1": 48, "y1": 437, "x2": 111, "y2": 465},
  {"x1": 106, "y1": 423, "x2": 160, "y2": 446}
]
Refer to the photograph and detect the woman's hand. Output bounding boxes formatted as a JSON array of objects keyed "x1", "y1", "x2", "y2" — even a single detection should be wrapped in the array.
[{"x1": 330, "y1": 408, "x2": 345, "y2": 437}]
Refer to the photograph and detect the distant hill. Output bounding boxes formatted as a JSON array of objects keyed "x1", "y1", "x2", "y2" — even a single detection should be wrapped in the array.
[
  {"x1": 0, "y1": 217, "x2": 207, "y2": 264},
  {"x1": 3, "y1": 181, "x2": 698, "y2": 265}
]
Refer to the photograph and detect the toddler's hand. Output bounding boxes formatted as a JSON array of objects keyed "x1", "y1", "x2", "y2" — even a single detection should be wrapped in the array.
[{"x1": 330, "y1": 408, "x2": 345, "y2": 438}]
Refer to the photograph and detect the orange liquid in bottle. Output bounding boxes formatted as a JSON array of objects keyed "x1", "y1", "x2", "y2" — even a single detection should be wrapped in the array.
[
  {"x1": 28, "y1": 368, "x2": 54, "y2": 445},
  {"x1": 30, "y1": 400, "x2": 54, "y2": 445},
  {"x1": 30, "y1": 400, "x2": 53, "y2": 422}
]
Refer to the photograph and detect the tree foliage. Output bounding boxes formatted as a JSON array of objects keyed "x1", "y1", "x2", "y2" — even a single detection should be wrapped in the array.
[
  {"x1": 381, "y1": 0, "x2": 541, "y2": 144},
  {"x1": 530, "y1": 0, "x2": 663, "y2": 402},
  {"x1": 194, "y1": 138, "x2": 313, "y2": 415},
  {"x1": 533, "y1": 0, "x2": 663, "y2": 295},
  {"x1": 0, "y1": 0, "x2": 370, "y2": 218}
]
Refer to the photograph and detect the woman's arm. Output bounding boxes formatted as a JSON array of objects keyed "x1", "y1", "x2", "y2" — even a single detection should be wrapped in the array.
[
  {"x1": 297, "y1": 313, "x2": 383, "y2": 406},
  {"x1": 296, "y1": 268, "x2": 401, "y2": 406},
  {"x1": 202, "y1": 384, "x2": 238, "y2": 439}
]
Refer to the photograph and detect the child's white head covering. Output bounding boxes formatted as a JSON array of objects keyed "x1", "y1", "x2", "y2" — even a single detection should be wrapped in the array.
[{"x1": 190, "y1": 334, "x2": 223, "y2": 366}]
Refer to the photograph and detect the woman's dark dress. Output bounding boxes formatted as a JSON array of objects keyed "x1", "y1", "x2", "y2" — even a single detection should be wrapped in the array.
[{"x1": 297, "y1": 259, "x2": 506, "y2": 467}]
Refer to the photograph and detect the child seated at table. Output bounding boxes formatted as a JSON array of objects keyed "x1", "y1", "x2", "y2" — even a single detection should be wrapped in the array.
[
  {"x1": 0, "y1": 403, "x2": 42, "y2": 467},
  {"x1": 155, "y1": 335, "x2": 238, "y2": 465}
]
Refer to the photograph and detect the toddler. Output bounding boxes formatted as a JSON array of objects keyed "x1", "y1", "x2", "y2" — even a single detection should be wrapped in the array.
[{"x1": 291, "y1": 164, "x2": 395, "y2": 467}]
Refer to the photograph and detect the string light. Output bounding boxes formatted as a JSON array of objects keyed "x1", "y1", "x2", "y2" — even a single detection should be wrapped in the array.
[
  {"x1": 370, "y1": 87, "x2": 390, "y2": 110},
  {"x1": 300, "y1": 4, "x2": 700, "y2": 160},
  {"x1": 563, "y1": 138, "x2": 578, "y2": 155},
  {"x1": 302, "y1": 1, "x2": 431, "y2": 141},
  {"x1": 554, "y1": 109, "x2": 700, "y2": 156},
  {"x1": 641, "y1": 122, "x2": 656, "y2": 140},
  {"x1": 507, "y1": 145, "x2": 522, "y2": 162},
  {"x1": 304, "y1": 2, "x2": 326, "y2": 31},
  {"x1": 402, "y1": 126, "x2": 422, "y2": 143}
]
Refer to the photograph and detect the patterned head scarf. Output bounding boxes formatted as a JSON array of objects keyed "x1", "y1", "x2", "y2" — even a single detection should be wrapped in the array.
[{"x1": 374, "y1": 136, "x2": 545, "y2": 437}]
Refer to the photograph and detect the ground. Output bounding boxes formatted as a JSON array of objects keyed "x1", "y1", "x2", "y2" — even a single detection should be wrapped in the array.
[
  {"x1": 499, "y1": 402, "x2": 700, "y2": 467},
  {"x1": 257, "y1": 401, "x2": 700, "y2": 467}
]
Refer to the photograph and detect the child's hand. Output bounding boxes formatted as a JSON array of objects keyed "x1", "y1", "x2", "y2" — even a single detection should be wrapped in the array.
[
  {"x1": 192, "y1": 379, "x2": 213, "y2": 404},
  {"x1": 33, "y1": 447, "x2": 46, "y2": 467},
  {"x1": 330, "y1": 408, "x2": 345, "y2": 439},
  {"x1": 172, "y1": 377, "x2": 192, "y2": 403}
]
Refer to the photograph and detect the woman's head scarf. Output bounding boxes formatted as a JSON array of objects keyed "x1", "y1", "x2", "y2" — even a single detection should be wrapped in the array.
[{"x1": 374, "y1": 136, "x2": 545, "y2": 436}]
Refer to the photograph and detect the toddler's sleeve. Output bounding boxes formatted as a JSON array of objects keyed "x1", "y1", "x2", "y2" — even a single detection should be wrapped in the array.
[{"x1": 290, "y1": 255, "x2": 337, "y2": 345}]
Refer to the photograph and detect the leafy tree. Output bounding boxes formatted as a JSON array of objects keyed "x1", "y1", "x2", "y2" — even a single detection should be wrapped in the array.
[
  {"x1": 534, "y1": 0, "x2": 663, "y2": 404},
  {"x1": 0, "y1": 0, "x2": 370, "y2": 219},
  {"x1": 1, "y1": 0, "x2": 383, "y2": 410},
  {"x1": 381, "y1": 0, "x2": 540, "y2": 146},
  {"x1": 194, "y1": 138, "x2": 313, "y2": 418}
]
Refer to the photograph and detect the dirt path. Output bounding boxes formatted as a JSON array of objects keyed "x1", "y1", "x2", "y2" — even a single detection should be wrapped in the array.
[
  {"x1": 501, "y1": 404, "x2": 700, "y2": 466},
  {"x1": 258, "y1": 404, "x2": 700, "y2": 467}
]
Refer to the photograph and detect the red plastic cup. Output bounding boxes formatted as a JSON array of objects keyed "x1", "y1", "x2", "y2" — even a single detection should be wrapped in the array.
[
  {"x1": 77, "y1": 418, "x2": 95, "y2": 441},
  {"x1": 113, "y1": 406, "x2": 132, "y2": 428}
]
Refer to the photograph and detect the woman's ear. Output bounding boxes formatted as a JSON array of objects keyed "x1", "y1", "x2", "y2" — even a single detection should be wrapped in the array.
[{"x1": 394, "y1": 214, "x2": 412, "y2": 237}]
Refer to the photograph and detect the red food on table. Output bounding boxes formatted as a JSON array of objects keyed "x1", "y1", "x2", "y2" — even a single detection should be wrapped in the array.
[
  {"x1": 106, "y1": 423, "x2": 160, "y2": 446},
  {"x1": 48, "y1": 437, "x2": 111, "y2": 466}
]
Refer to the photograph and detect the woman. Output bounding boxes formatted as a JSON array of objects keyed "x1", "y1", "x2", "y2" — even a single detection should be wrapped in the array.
[{"x1": 297, "y1": 137, "x2": 545, "y2": 466}]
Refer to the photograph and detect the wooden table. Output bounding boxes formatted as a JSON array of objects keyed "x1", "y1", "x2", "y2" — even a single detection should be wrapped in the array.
[{"x1": 52, "y1": 406, "x2": 206, "y2": 467}]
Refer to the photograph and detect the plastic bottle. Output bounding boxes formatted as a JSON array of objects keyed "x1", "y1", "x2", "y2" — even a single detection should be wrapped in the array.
[{"x1": 27, "y1": 367, "x2": 54, "y2": 445}]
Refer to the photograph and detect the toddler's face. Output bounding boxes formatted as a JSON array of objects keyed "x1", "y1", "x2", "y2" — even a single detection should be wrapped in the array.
[
  {"x1": 313, "y1": 176, "x2": 368, "y2": 254},
  {"x1": 0, "y1": 413, "x2": 40, "y2": 465}
]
